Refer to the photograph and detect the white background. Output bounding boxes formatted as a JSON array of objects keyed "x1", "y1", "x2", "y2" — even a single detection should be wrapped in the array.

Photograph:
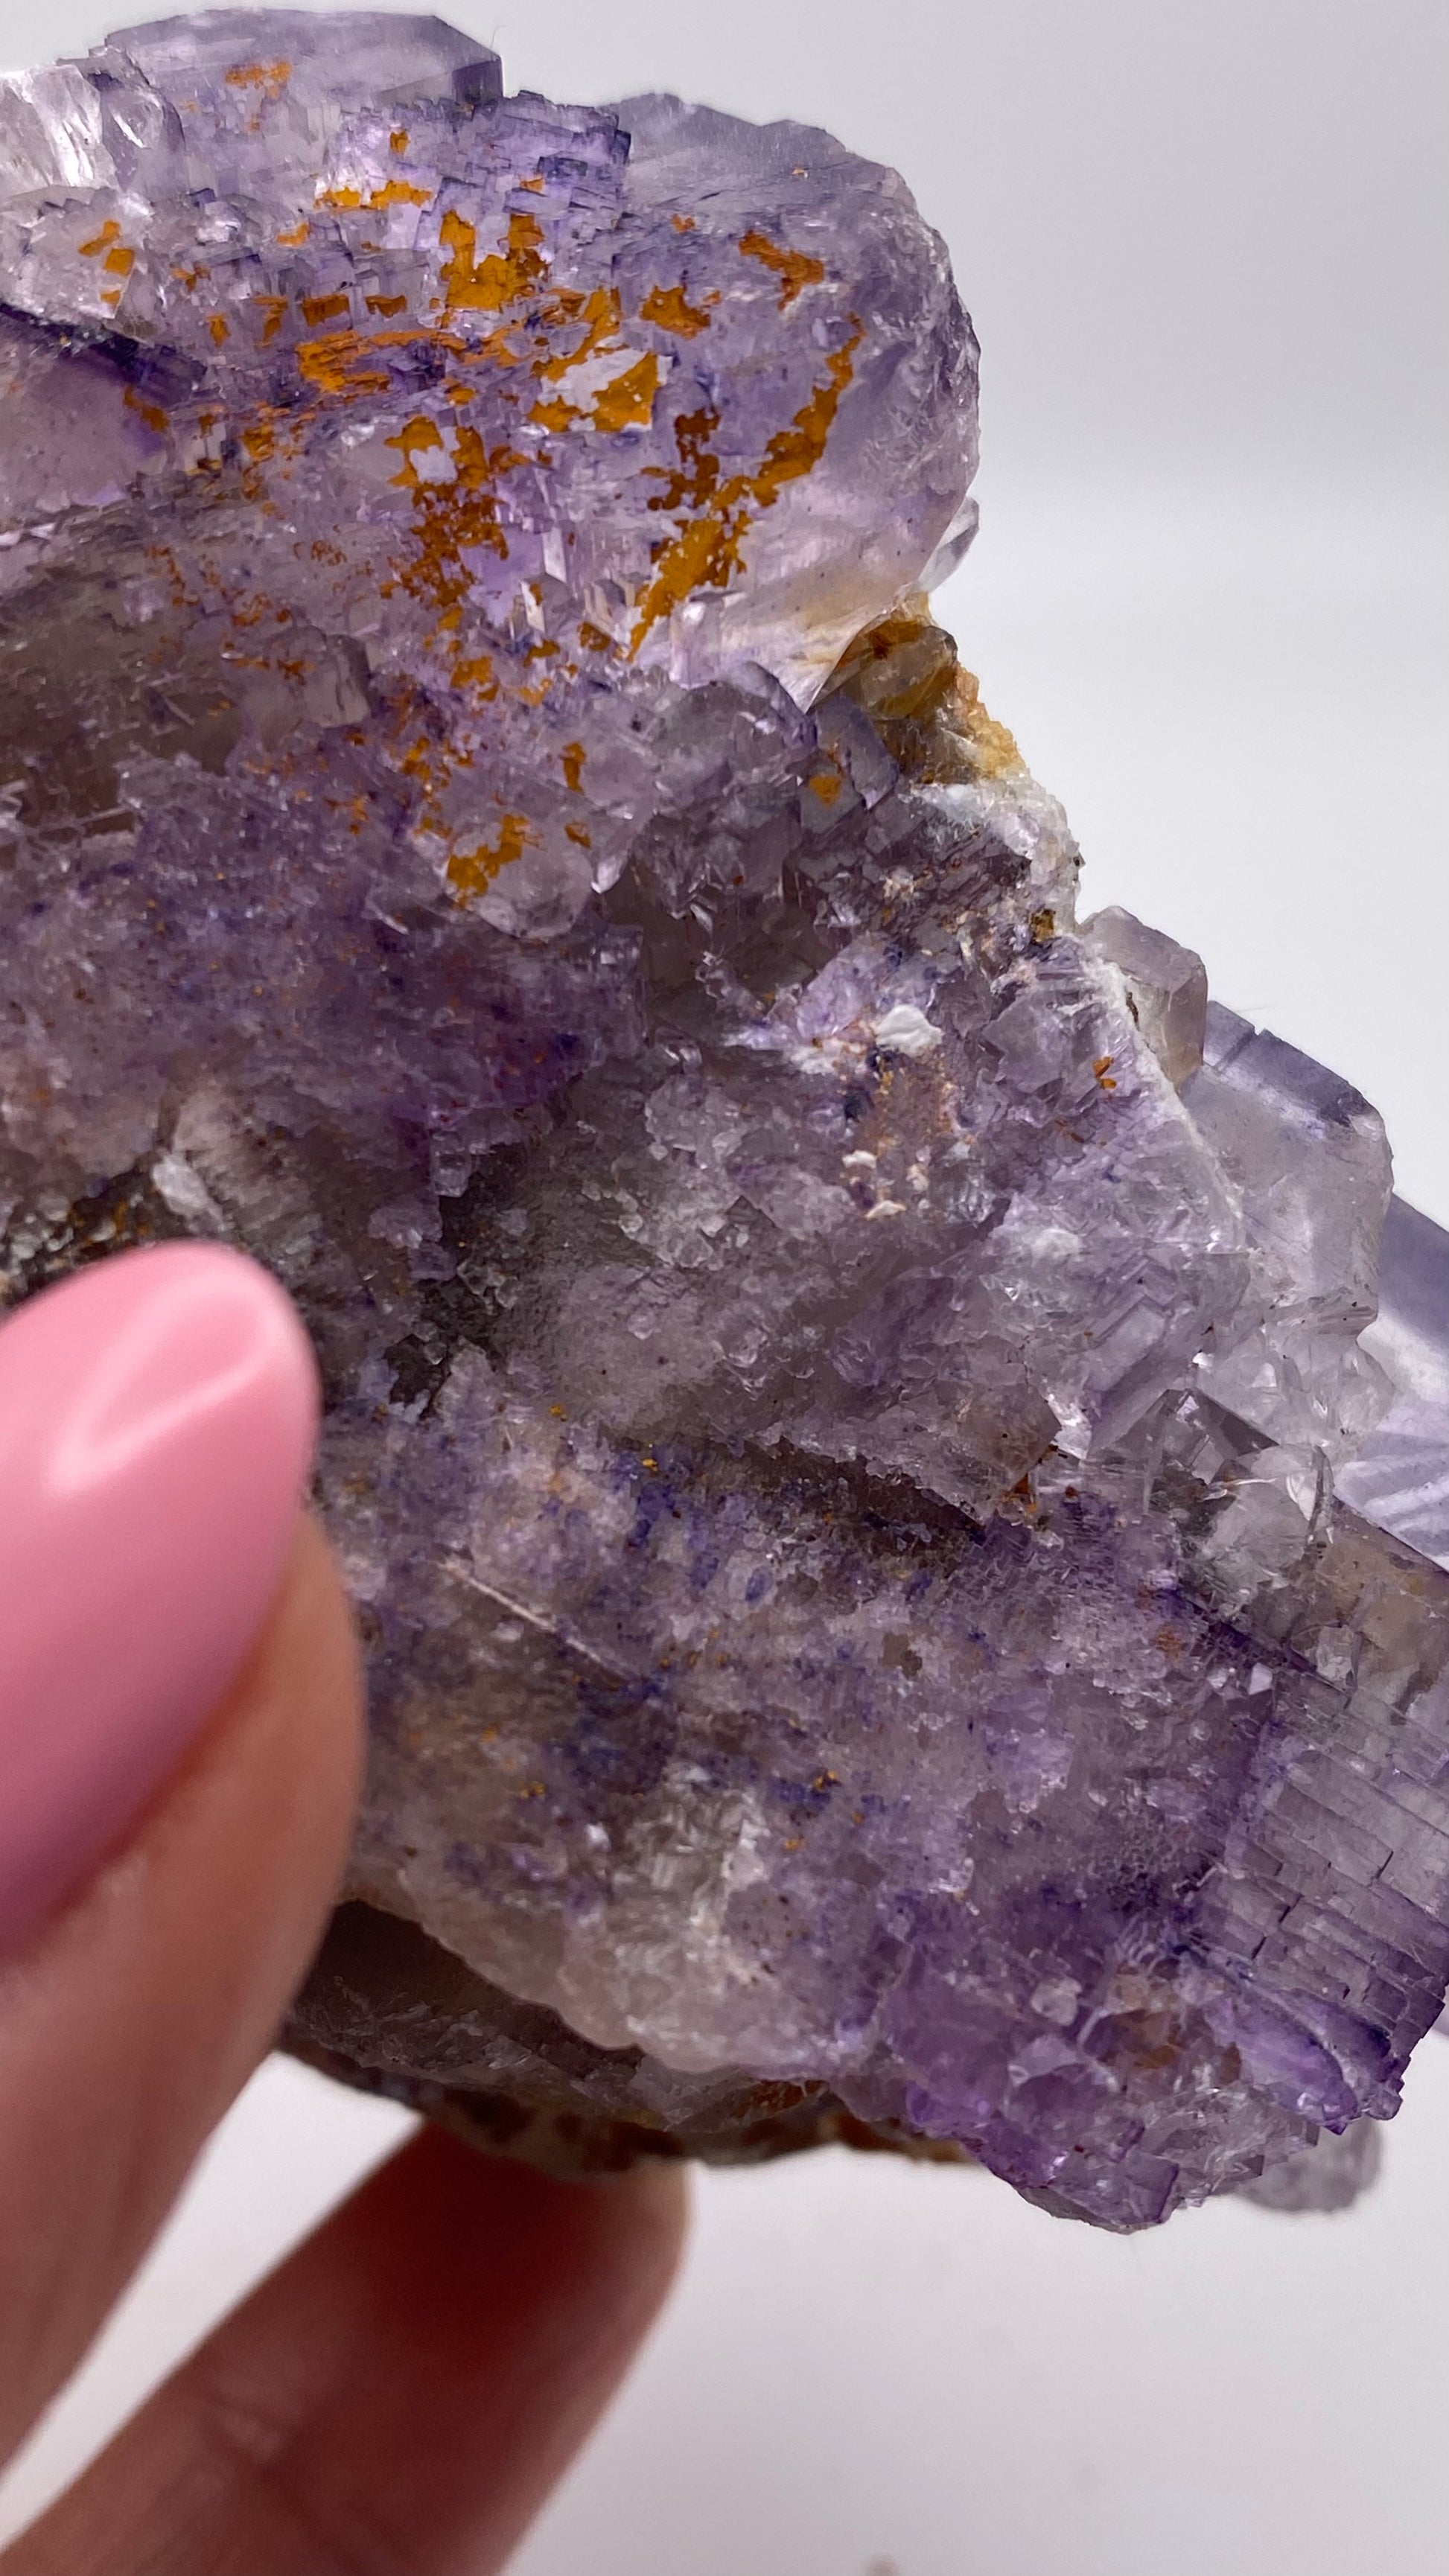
[{"x1": 0, "y1": 3, "x2": 1445, "y2": 2569}]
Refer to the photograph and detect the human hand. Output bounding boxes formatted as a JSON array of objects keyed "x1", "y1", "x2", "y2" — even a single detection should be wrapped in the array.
[{"x1": 0, "y1": 1244, "x2": 685, "y2": 2574}]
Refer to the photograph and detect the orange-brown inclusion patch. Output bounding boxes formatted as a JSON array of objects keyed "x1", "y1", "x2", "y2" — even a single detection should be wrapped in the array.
[
  {"x1": 561, "y1": 740, "x2": 586, "y2": 791},
  {"x1": 319, "y1": 176, "x2": 435, "y2": 211},
  {"x1": 450, "y1": 654, "x2": 498, "y2": 699},
  {"x1": 640, "y1": 282, "x2": 713, "y2": 338},
  {"x1": 538, "y1": 284, "x2": 620, "y2": 381},
  {"x1": 591, "y1": 352, "x2": 659, "y2": 435},
  {"x1": 529, "y1": 392, "x2": 579, "y2": 434},
  {"x1": 628, "y1": 322, "x2": 862, "y2": 654},
  {"x1": 386, "y1": 415, "x2": 446, "y2": 484},
  {"x1": 739, "y1": 228, "x2": 825, "y2": 310},
  {"x1": 446, "y1": 813, "x2": 532, "y2": 903},
  {"x1": 294, "y1": 326, "x2": 463, "y2": 398},
  {"x1": 301, "y1": 288, "x2": 350, "y2": 328},
  {"x1": 226, "y1": 60, "x2": 291, "y2": 95},
  {"x1": 441, "y1": 208, "x2": 547, "y2": 313},
  {"x1": 387, "y1": 419, "x2": 525, "y2": 612},
  {"x1": 89, "y1": 226, "x2": 136, "y2": 310},
  {"x1": 123, "y1": 386, "x2": 168, "y2": 435}
]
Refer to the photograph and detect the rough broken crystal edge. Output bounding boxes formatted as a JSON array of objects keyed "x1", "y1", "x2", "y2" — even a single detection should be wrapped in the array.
[
  {"x1": 1343, "y1": 1196, "x2": 1449, "y2": 1567},
  {"x1": 1081, "y1": 905, "x2": 1208, "y2": 1086},
  {"x1": 98, "y1": 10, "x2": 503, "y2": 101},
  {"x1": 282, "y1": 1903, "x2": 1391, "y2": 2218},
  {"x1": 286, "y1": 1901, "x2": 972, "y2": 2178},
  {"x1": 1235, "y1": 2117, "x2": 1383, "y2": 2214}
]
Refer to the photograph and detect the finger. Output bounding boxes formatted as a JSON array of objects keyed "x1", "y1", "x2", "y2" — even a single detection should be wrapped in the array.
[
  {"x1": 0, "y1": 1517, "x2": 362, "y2": 2461},
  {"x1": 5, "y1": 2128, "x2": 688, "y2": 2576},
  {"x1": 0, "y1": 1246, "x2": 363, "y2": 2460},
  {"x1": 0, "y1": 1243, "x2": 324, "y2": 1951}
]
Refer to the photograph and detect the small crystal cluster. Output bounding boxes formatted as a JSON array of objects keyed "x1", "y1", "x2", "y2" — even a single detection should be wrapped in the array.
[{"x1": 2, "y1": 13, "x2": 1447, "y2": 2228}]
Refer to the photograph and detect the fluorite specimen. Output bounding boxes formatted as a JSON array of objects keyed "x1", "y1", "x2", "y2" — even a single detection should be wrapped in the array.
[{"x1": 2, "y1": 13, "x2": 1447, "y2": 2229}]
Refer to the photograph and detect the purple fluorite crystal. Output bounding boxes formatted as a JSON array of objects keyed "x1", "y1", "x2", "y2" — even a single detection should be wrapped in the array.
[{"x1": 2, "y1": 13, "x2": 1448, "y2": 2228}]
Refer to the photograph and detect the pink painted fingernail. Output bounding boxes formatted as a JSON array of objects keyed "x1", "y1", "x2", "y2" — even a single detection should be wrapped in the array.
[{"x1": 0, "y1": 1243, "x2": 319, "y2": 1951}]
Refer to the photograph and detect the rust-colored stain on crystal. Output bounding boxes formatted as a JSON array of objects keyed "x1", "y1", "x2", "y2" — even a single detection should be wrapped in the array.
[
  {"x1": 450, "y1": 652, "x2": 498, "y2": 701},
  {"x1": 446, "y1": 812, "x2": 533, "y2": 903},
  {"x1": 386, "y1": 415, "x2": 447, "y2": 485},
  {"x1": 751, "y1": 329, "x2": 860, "y2": 501},
  {"x1": 590, "y1": 352, "x2": 659, "y2": 435},
  {"x1": 640, "y1": 282, "x2": 714, "y2": 338},
  {"x1": 295, "y1": 334, "x2": 390, "y2": 396},
  {"x1": 386, "y1": 417, "x2": 526, "y2": 613},
  {"x1": 318, "y1": 176, "x2": 435, "y2": 211},
  {"x1": 739, "y1": 228, "x2": 825, "y2": 310},
  {"x1": 538, "y1": 284, "x2": 620, "y2": 382},
  {"x1": 294, "y1": 325, "x2": 463, "y2": 398},
  {"x1": 561, "y1": 741, "x2": 586, "y2": 791},
  {"x1": 79, "y1": 217, "x2": 135, "y2": 307},
  {"x1": 301, "y1": 288, "x2": 350, "y2": 328},
  {"x1": 628, "y1": 322, "x2": 862, "y2": 654},
  {"x1": 123, "y1": 386, "x2": 168, "y2": 435},
  {"x1": 644, "y1": 404, "x2": 721, "y2": 513},
  {"x1": 441, "y1": 208, "x2": 547, "y2": 313},
  {"x1": 225, "y1": 60, "x2": 291, "y2": 98}
]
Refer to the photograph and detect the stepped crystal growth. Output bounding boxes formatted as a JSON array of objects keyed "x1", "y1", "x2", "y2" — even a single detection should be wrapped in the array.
[{"x1": 2, "y1": 13, "x2": 1447, "y2": 2227}]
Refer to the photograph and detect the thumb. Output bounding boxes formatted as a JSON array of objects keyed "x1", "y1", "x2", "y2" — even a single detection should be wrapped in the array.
[{"x1": 0, "y1": 1246, "x2": 363, "y2": 2467}]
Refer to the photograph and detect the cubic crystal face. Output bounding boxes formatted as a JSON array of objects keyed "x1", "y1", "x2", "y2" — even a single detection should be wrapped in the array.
[{"x1": 2, "y1": 13, "x2": 1447, "y2": 2228}]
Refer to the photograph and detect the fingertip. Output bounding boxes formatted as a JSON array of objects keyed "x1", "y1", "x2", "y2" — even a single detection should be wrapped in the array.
[{"x1": 0, "y1": 1243, "x2": 323, "y2": 1949}]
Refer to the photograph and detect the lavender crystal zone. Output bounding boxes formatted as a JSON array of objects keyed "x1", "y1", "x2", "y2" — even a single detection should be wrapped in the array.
[{"x1": 1, "y1": 13, "x2": 1447, "y2": 2228}]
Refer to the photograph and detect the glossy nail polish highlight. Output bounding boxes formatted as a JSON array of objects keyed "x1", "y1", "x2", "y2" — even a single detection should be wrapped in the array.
[{"x1": 0, "y1": 1243, "x2": 319, "y2": 1951}]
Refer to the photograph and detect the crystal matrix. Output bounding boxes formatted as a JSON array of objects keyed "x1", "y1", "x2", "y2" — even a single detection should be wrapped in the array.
[{"x1": 1, "y1": 14, "x2": 1448, "y2": 2229}]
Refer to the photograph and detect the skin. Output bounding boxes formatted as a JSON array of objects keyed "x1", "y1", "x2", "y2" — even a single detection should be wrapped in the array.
[{"x1": 0, "y1": 1520, "x2": 687, "y2": 2575}]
